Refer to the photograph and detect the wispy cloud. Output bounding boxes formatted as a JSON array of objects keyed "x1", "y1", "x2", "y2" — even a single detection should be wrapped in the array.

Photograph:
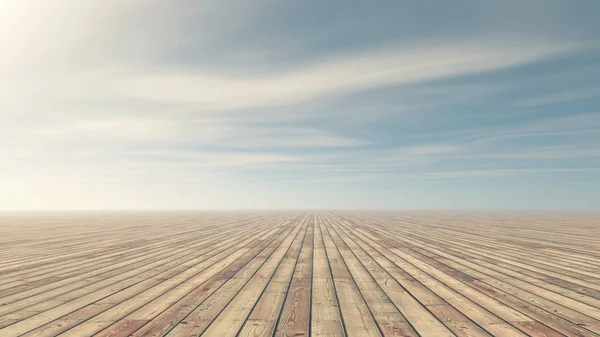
[
  {"x1": 398, "y1": 144, "x2": 463, "y2": 156},
  {"x1": 102, "y1": 42, "x2": 583, "y2": 111},
  {"x1": 141, "y1": 151, "x2": 303, "y2": 168},
  {"x1": 514, "y1": 87, "x2": 600, "y2": 107},
  {"x1": 417, "y1": 168, "x2": 600, "y2": 180},
  {"x1": 465, "y1": 112, "x2": 600, "y2": 144},
  {"x1": 477, "y1": 147, "x2": 600, "y2": 160},
  {"x1": 32, "y1": 117, "x2": 179, "y2": 142},
  {"x1": 1, "y1": 0, "x2": 599, "y2": 209}
]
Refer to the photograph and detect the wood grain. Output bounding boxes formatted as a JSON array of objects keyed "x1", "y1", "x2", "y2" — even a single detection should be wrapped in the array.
[{"x1": 1, "y1": 211, "x2": 599, "y2": 337}]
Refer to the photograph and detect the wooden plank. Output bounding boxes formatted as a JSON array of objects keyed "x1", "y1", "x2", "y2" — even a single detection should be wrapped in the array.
[
  {"x1": 163, "y1": 218, "x2": 305, "y2": 336},
  {"x1": 320, "y1": 219, "x2": 380, "y2": 337},
  {"x1": 274, "y1": 214, "x2": 314, "y2": 337},
  {"x1": 1, "y1": 211, "x2": 599, "y2": 337},
  {"x1": 201, "y1": 217, "x2": 308, "y2": 337},
  {"x1": 311, "y1": 214, "x2": 345, "y2": 337}
]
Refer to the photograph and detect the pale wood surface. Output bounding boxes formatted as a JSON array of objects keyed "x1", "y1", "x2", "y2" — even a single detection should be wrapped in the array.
[{"x1": 1, "y1": 211, "x2": 599, "y2": 337}]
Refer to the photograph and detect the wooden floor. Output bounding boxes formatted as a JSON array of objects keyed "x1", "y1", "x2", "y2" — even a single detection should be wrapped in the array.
[{"x1": 1, "y1": 212, "x2": 600, "y2": 337}]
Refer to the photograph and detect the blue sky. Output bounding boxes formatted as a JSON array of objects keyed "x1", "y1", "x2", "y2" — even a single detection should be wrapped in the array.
[{"x1": 0, "y1": 0, "x2": 599, "y2": 209}]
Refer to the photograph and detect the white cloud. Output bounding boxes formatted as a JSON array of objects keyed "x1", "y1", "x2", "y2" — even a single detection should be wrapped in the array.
[
  {"x1": 515, "y1": 87, "x2": 600, "y2": 107},
  {"x1": 521, "y1": 112, "x2": 600, "y2": 132},
  {"x1": 129, "y1": 150, "x2": 304, "y2": 168},
  {"x1": 224, "y1": 127, "x2": 368, "y2": 148},
  {"x1": 479, "y1": 147, "x2": 600, "y2": 160},
  {"x1": 0, "y1": 0, "x2": 598, "y2": 209},
  {"x1": 32, "y1": 118, "x2": 179, "y2": 142},
  {"x1": 419, "y1": 169, "x2": 521, "y2": 179},
  {"x1": 467, "y1": 112, "x2": 600, "y2": 144},
  {"x1": 399, "y1": 144, "x2": 462, "y2": 156},
  {"x1": 418, "y1": 168, "x2": 600, "y2": 179},
  {"x1": 25, "y1": 117, "x2": 367, "y2": 150},
  {"x1": 361, "y1": 144, "x2": 464, "y2": 167},
  {"x1": 103, "y1": 42, "x2": 585, "y2": 111}
]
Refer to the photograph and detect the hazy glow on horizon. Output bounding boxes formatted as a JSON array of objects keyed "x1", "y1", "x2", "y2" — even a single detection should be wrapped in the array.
[{"x1": 1, "y1": 0, "x2": 599, "y2": 210}]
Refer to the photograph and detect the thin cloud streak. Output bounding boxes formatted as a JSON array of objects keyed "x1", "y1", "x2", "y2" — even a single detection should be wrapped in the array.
[
  {"x1": 1, "y1": 0, "x2": 599, "y2": 209},
  {"x1": 107, "y1": 42, "x2": 585, "y2": 110},
  {"x1": 417, "y1": 168, "x2": 600, "y2": 180}
]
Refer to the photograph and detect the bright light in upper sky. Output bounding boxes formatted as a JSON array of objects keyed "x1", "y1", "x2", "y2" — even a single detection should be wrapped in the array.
[
  {"x1": 0, "y1": 0, "x2": 599, "y2": 210},
  {"x1": 0, "y1": 0, "x2": 21, "y2": 13}
]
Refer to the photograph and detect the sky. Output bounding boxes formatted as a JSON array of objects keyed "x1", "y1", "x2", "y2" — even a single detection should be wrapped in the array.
[{"x1": 1, "y1": 0, "x2": 599, "y2": 210}]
